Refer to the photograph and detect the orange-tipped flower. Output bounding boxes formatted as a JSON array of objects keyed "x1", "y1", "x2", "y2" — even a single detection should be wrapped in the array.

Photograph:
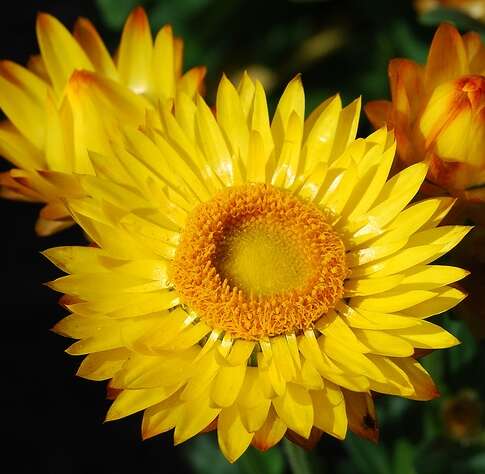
[
  {"x1": 365, "y1": 24, "x2": 485, "y2": 203},
  {"x1": 0, "y1": 7, "x2": 205, "y2": 235}
]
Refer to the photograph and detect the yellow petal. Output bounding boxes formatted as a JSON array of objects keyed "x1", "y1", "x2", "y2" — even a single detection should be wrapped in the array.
[
  {"x1": 272, "y1": 383, "x2": 313, "y2": 438},
  {"x1": 0, "y1": 61, "x2": 47, "y2": 149},
  {"x1": 393, "y1": 357, "x2": 439, "y2": 401},
  {"x1": 42, "y1": 245, "x2": 106, "y2": 274},
  {"x1": 174, "y1": 387, "x2": 221, "y2": 444},
  {"x1": 390, "y1": 320, "x2": 460, "y2": 349},
  {"x1": 311, "y1": 383, "x2": 347, "y2": 439},
  {"x1": 319, "y1": 335, "x2": 387, "y2": 383},
  {"x1": 366, "y1": 355, "x2": 414, "y2": 397},
  {"x1": 76, "y1": 348, "x2": 129, "y2": 381},
  {"x1": 36, "y1": 12, "x2": 93, "y2": 94},
  {"x1": 399, "y1": 265, "x2": 469, "y2": 290},
  {"x1": 66, "y1": 327, "x2": 123, "y2": 355},
  {"x1": 353, "y1": 328, "x2": 414, "y2": 357},
  {"x1": 271, "y1": 336, "x2": 296, "y2": 382},
  {"x1": 0, "y1": 121, "x2": 43, "y2": 169},
  {"x1": 73, "y1": 17, "x2": 118, "y2": 80},
  {"x1": 350, "y1": 289, "x2": 437, "y2": 313},
  {"x1": 271, "y1": 75, "x2": 305, "y2": 159},
  {"x1": 237, "y1": 367, "x2": 271, "y2": 432},
  {"x1": 195, "y1": 95, "x2": 233, "y2": 187},
  {"x1": 216, "y1": 74, "x2": 249, "y2": 162},
  {"x1": 142, "y1": 392, "x2": 182, "y2": 439},
  {"x1": 303, "y1": 95, "x2": 341, "y2": 168},
  {"x1": 106, "y1": 385, "x2": 180, "y2": 421},
  {"x1": 211, "y1": 364, "x2": 247, "y2": 407},
  {"x1": 117, "y1": 7, "x2": 153, "y2": 95},
  {"x1": 112, "y1": 349, "x2": 197, "y2": 389},
  {"x1": 344, "y1": 274, "x2": 404, "y2": 296},
  {"x1": 338, "y1": 304, "x2": 420, "y2": 330},
  {"x1": 250, "y1": 80, "x2": 274, "y2": 164},
  {"x1": 218, "y1": 405, "x2": 254, "y2": 463},
  {"x1": 315, "y1": 310, "x2": 369, "y2": 352},
  {"x1": 332, "y1": 97, "x2": 361, "y2": 159},
  {"x1": 53, "y1": 313, "x2": 113, "y2": 339},
  {"x1": 152, "y1": 25, "x2": 175, "y2": 101},
  {"x1": 347, "y1": 163, "x2": 428, "y2": 237},
  {"x1": 401, "y1": 286, "x2": 467, "y2": 318},
  {"x1": 237, "y1": 71, "x2": 255, "y2": 118},
  {"x1": 343, "y1": 139, "x2": 395, "y2": 222},
  {"x1": 251, "y1": 407, "x2": 287, "y2": 451}
]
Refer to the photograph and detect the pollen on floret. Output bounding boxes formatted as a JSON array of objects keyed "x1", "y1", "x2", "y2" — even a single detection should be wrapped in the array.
[{"x1": 171, "y1": 184, "x2": 348, "y2": 340}]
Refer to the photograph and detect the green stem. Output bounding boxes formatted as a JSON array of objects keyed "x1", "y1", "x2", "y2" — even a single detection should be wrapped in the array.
[{"x1": 283, "y1": 438, "x2": 314, "y2": 474}]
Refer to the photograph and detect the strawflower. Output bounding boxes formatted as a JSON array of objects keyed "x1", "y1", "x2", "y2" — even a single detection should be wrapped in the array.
[
  {"x1": 365, "y1": 23, "x2": 485, "y2": 204},
  {"x1": 45, "y1": 74, "x2": 470, "y2": 462},
  {"x1": 0, "y1": 7, "x2": 205, "y2": 235}
]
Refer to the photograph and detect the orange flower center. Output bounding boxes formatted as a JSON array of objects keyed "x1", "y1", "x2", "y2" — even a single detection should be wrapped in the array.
[{"x1": 171, "y1": 184, "x2": 347, "y2": 340}]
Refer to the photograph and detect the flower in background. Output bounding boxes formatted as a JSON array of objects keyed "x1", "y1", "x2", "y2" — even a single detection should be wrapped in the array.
[
  {"x1": 443, "y1": 389, "x2": 483, "y2": 442},
  {"x1": 365, "y1": 23, "x2": 485, "y2": 205},
  {"x1": 45, "y1": 73, "x2": 469, "y2": 462},
  {"x1": 415, "y1": 0, "x2": 485, "y2": 23},
  {"x1": 0, "y1": 7, "x2": 205, "y2": 235}
]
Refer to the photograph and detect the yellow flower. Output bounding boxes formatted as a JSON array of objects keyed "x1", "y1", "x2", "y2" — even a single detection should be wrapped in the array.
[
  {"x1": 45, "y1": 74, "x2": 470, "y2": 462},
  {"x1": 365, "y1": 23, "x2": 485, "y2": 203},
  {"x1": 0, "y1": 7, "x2": 205, "y2": 235}
]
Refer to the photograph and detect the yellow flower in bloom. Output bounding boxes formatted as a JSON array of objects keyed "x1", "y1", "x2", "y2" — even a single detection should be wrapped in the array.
[
  {"x1": 365, "y1": 24, "x2": 485, "y2": 203},
  {"x1": 0, "y1": 7, "x2": 205, "y2": 235},
  {"x1": 45, "y1": 74, "x2": 470, "y2": 462}
]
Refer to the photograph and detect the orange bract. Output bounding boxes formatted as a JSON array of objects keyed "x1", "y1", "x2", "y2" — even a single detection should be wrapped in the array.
[{"x1": 365, "y1": 23, "x2": 485, "y2": 203}]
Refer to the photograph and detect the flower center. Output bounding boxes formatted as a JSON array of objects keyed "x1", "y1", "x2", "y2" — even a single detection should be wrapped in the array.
[{"x1": 170, "y1": 184, "x2": 347, "y2": 340}]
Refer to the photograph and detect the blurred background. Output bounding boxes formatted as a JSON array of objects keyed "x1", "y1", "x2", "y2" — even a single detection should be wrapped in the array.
[{"x1": 1, "y1": 0, "x2": 484, "y2": 473}]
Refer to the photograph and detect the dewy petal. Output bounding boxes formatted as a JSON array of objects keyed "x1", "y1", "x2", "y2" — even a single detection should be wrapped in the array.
[{"x1": 36, "y1": 12, "x2": 94, "y2": 94}]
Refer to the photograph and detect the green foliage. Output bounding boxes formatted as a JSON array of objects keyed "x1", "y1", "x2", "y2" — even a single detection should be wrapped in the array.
[{"x1": 184, "y1": 434, "x2": 285, "y2": 474}]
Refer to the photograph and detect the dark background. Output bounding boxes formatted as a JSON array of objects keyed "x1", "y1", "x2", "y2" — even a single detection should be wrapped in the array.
[{"x1": 1, "y1": 1, "x2": 484, "y2": 474}]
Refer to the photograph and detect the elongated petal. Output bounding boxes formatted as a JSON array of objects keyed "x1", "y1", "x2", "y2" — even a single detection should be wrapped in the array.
[{"x1": 218, "y1": 405, "x2": 254, "y2": 463}]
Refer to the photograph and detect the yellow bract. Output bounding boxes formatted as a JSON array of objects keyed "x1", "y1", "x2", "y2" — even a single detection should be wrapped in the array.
[
  {"x1": 365, "y1": 23, "x2": 485, "y2": 203},
  {"x1": 0, "y1": 7, "x2": 205, "y2": 235},
  {"x1": 45, "y1": 73, "x2": 469, "y2": 462}
]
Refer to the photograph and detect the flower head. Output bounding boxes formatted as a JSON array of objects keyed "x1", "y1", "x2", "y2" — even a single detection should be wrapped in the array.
[
  {"x1": 46, "y1": 74, "x2": 469, "y2": 462},
  {"x1": 0, "y1": 7, "x2": 205, "y2": 235},
  {"x1": 365, "y1": 23, "x2": 485, "y2": 203}
]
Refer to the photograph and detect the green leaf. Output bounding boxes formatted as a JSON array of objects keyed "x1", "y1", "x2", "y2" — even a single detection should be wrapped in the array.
[
  {"x1": 344, "y1": 433, "x2": 391, "y2": 474},
  {"x1": 183, "y1": 434, "x2": 285, "y2": 474},
  {"x1": 393, "y1": 439, "x2": 416, "y2": 474}
]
